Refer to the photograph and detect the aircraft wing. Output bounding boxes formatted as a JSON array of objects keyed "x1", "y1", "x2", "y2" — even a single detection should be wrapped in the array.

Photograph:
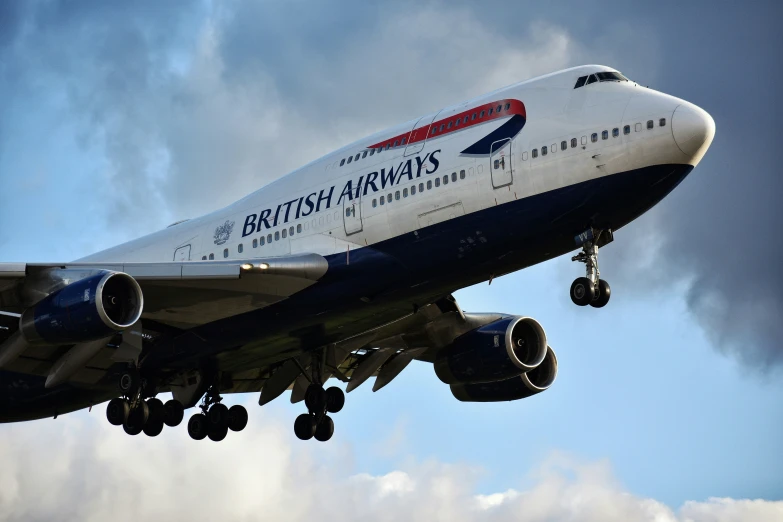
[{"x1": 0, "y1": 254, "x2": 328, "y2": 329}]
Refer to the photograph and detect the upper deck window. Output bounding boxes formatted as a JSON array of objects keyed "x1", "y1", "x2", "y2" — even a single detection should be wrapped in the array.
[
  {"x1": 347, "y1": 156, "x2": 353, "y2": 164},
  {"x1": 340, "y1": 158, "x2": 345, "y2": 166},
  {"x1": 574, "y1": 75, "x2": 587, "y2": 89},
  {"x1": 596, "y1": 71, "x2": 629, "y2": 82},
  {"x1": 362, "y1": 151, "x2": 368, "y2": 158}
]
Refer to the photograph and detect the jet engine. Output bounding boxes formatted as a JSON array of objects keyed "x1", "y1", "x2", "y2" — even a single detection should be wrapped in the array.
[
  {"x1": 450, "y1": 346, "x2": 558, "y2": 402},
  {"x1": 433, "y1": 316, "x2": 547, "y2": 385},
  {"x1": 20, "y1": 271, "x2": 143, "y2": 345}
]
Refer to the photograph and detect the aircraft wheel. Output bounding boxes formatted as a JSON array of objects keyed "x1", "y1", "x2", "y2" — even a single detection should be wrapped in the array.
[
  {"x1": 208, "y1": 403, "x2": 229, "y2": 428},
  {"x1": 106, "y1": 398, "x2": 129, "y2": 426},
  {"x1": 123, "y1": 404, "x2": 148, "y2": 436},
  {"x1": 228, "y1": 405, "x2": 248, "y2": 432},
  {"x1": 590, "y1": 279, "x2": 611, "y2": 308},
  {"x1": 294, "y1": 413, "x2": 316, "y2": 440},
  {"x1": 143, "y1": 418, "x2": 164, "y2": 437},
  {"x1": 188, "y1": 413, "x2": 209, "y2": 440},
  {"x1": 208, "y1": 423, "x2": 228, "y2": 442},
  {"x1": 314, "y1": 415, "x2": 334, "y2": 442},
  {"x1": 325, "y1": 387, "x2": 345, "y2": 413},
  {"x1": 570, "y1": 277, "x2": 595, "y2": 306},
  {"x1": 146, "y1": 398, "x2": 164, "y2": 425},
  {"x1": 118, "y1": 371, "x2": 139, "y2": 395},
  {"x1": 163, "y1": 399, "x2": 185, "y2": 427},
  {"x1": 304, "y1": 384, "x2": 326, "y2": 413}
]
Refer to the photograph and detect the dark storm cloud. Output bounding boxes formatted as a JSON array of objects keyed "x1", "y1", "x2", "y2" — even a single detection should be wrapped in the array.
[{"x1": 0, "y1": 0, "x2": 780, "y2": 368}]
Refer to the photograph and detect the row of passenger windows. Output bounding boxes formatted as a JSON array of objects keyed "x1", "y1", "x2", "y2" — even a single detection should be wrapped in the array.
[
  {"x1": 526, "y1": 118, "x2": 666, "y2": 159},
  {"x1": 430, "y1": 103, "x2": 512, "y2": 136},
  {"x1": 371, "y1": 170, "x2": 467, "y2": 208},
  {"x1": 339, "y1": 145, "x2": 385, "y2": 167}
]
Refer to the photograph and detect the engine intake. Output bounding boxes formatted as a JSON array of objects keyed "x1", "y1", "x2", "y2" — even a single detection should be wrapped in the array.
[
  {"x1": 434, "y1": 316, "x2": 547, "y2": 385},
  {"x1": 450, "y1": 346, "x2": 558, "y2": 402},
  {"x1": 20, "y1": 271, "x2": 143, "y2": 345}
]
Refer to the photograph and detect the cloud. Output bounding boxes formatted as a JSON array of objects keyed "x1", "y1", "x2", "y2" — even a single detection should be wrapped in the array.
[{"x1": 0, "y1": 401, "x2": 780, "y2": 522}]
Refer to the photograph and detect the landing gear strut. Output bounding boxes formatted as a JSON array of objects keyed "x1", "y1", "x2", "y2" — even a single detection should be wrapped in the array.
[
  {"x1": 571, "y1": 228, "x2": 612, "y2": 308},
  {"x1": 107, "y1": 368, "x2": 187, "y2": 438},
  {"x1": 186, "y1": 379, "x2": 248, "y2": 442},
  {"x1": 293, "y1": 352, "x2": 345, "y2": 442}
]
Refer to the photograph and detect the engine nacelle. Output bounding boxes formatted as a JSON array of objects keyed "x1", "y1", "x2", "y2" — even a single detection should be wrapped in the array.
[
  {"x1": 450, "y1": 346, "x2": 558, "y2": 402},
  {"x1": 433, "y1": 316, "x2": 547, "y2": 385},
  {"x1": 20, "y1": 271, "x2": 143, "y2": 345}
]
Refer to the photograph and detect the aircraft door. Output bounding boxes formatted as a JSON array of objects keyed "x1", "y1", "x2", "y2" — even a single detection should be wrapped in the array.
[
  {"x1": 343, "y1": 193, "x2": 363, "y2": 235},
  {"x1": 489, "y1": 138, "x2": 513, "y2": 188},
  {"x1": 404, "y1": 110, "x2": 443, "y2": 157},
  {"x1": 174, "y1": 244, "x2": 191, "y2": 261}
]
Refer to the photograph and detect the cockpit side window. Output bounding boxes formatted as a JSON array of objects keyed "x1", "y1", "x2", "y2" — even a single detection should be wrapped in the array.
[
  {"x1": 596, "y1": 71, "x2": 629, "y2": 82},
  {"x1": 586, "y1": 74, "x2": 598, "y2": 85},
  {"x1": 574, "y1": 75, "x2": 587, "y2": 89}
]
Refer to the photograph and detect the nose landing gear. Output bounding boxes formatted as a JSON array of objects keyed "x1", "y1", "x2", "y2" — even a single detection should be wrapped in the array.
[{"x1": 570, "y1": 228, "x2": 612, "y2": 308}]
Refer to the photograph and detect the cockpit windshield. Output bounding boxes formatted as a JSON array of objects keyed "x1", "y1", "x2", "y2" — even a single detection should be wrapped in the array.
[{"x1": 574, "y1": 71, "x2": 630, "y2": 88}]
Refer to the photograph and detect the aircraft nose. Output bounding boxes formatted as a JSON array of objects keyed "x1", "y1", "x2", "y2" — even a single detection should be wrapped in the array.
[{"x1": 671, "y1": 103, "x2": 715, "y2": 160}]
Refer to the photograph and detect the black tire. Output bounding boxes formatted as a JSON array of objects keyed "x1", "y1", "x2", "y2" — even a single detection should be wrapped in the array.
[
  {"x1": 163, "y1": 399, "x2": 185, "y2": 427},
  {"x1": 294, "y1": 413, "x2": 316, "y2": 440},
  {"x1": 314, "y1": 415, "x2": 334, "y2": 442},
  {"x1": 228, "y1": 405, "x2": 248, "y2": 432},
  {"x1": 143, "y1": 418, "x2": 164, "y2": 437},
  {"x1": 208, "y1": 403, "x2": 229, "y2": 428},
  {"x1": 325, "y1": 387, "x2": 345, "y2": 413},
  {"x1": 146, "y1": 398, "x2": 164, "y2": 425},
  {"x1": 123, "y1": 403, "x2": 147, "y2": 436},
  {"x1": 208, "y1": 423, "x2": 228, "y2": 442},
  {"x1": 118, "y1": 371, "x2": 138, "y2": 395},
  {"x1": 590, "y1": 279, "x2": 611, "y2": 308},
  {"x1": 570, "y1": 277, "x2": 595, "y2": 306},
  {"x1": 106, "y1": 398, "x2": 129, "y2": 426},
  {"x1": 304, "y1": 384, "x2": 325, "y2": 413},
  {"x1": 188, "y1": 413, "x2": 208, "y2": 440}
]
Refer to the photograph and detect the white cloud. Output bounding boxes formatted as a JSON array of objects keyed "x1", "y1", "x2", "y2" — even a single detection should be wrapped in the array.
[{"x1": 0, "y1": 400, "x2": 779, "y2": 522}]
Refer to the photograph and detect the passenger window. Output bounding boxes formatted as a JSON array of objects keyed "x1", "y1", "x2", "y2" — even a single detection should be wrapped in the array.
[
  {"x1": 581, "y1": 136, "x2": 587, "y2": 145},
  {"x1": 345, "y1": 208, "x2": 351, "y2": 217},
  {"x1": 386, "y1": 143, "x2": 390, "y2": 150},
  {"x1": 372, "y1": 199, "x2": 377, "y2": 208},
  {"x1": 439, "y1": 124, "x2": 444, "y2": 132},
  {"x1": 602, "y1": 130, "x2": 608, "y2": 140},
  {"x1": 460, "y1": 169, "x2": 466, "y2": 179},
  {"x1": 202, "y1": 255, "x2": 207, "y2": 260},
  {"x1": 542, "y1": 145, "x2": 548, "y2": 156},
  {"x1": 427, "y1": 180, "x2": 432, "y2": 190},
  {"x1": 252, "y1": 239, "x2": 258, "y2": 248},
  {"x1": 297, "y1": 224, "x2": 302, "y2": 233},
  {"x1": 443, "y1": 175, "x2": 448, "y2": 185},
  {"x1": 532, "y1": 148, "x2": 538, "y2": 158},
  {"x1": 452, "y1": 172, "x2": 457, "y2": 182},
  {"x1": 282, "y1": 229, "x2": 287, "y2": 239},
  {"x1": 290, "y1": 226, "x2": 294, "y2": 235},
  {"x1": 419, "y1": 182, "x2": 424, "y2": 192},
  {"x1": 370, "y1": 149, "x2": 375, "y2": 156},
  {"x1": 238, "y1": 243, "x2": 243, "y2": 253},
  {"x1": 591, "y1": 133, "x2": 598, "y2": 142},
  {"x1": 454, "y1": 118, "x2": 460, "y2": 126},
  {"x1": 647, "y1": 120, "x2": 653, "y2": 129},
  {"x1": 480, "y1": 110, "x2": 485, "y2": 118},
  {"x1": 362, "y1": 151, "x2": 368, "y2": 158},
  {"x1": 267, "y1": 234, "x2": 272, "y2": 243},
  {"x1": 447, "y1": 121, "x2": 452, "y2": 129},
  {"x1": 551, "y1": 143, "x2": 557, "y2": 153},
  {"x1": 403, "y1": 188, "x2": 408, "y2": 197},
  {"x1": 488, "y1": 108, "x2": 494, "y2": 116},
  {"x1": 223, "y1": 248, "x2": 228, "y2": 258},
  {"x1": 347, "y1": 156, "x2": 352, "y2": 164},
  {"x1": 571, "y1": 138, "x2": 577, "y2": 148},
  {"x1": 624, "y1": 125, "x2": 630, "y2": 135},
  {"x1": 387, "y1": 194, "x2": 392, "y2": 203},
  {"x1": 574, "y1": 75, "x2": 587, "y2": 89},
  {"x1": 435, "y1": 178, "x2": 440, "y2": 187},
  {"x1": 340, "y1": 159, "x2": 345, "y2": 166},
  {"x1": 275, "y1": 231, "x2": 280, "y2": 241},
  {"x1": 586, "y1": 74, "x2": 597, "y2": 85},
  {"x1": 612, "y1": 128, "x2": 619, "y2": 137},
  {"x1": 561, "y1": 141, "x2": 567, "y2": 151},
  {"x1": 380, "y1": 197, "x2": 384, "y2": 206},
  {"x1": 504, "y1": 103, "x2": 510, "y2": 110},
  {"x1": 431, "y1": 127, "x2": 437, "y2": 135},
  {"x1": 411, "y1": 185, "x2": 416, "y2": 195},
  {"x1": 659, "y1": 118, "x2": 666, "y2": 127},
  {"x1": 496, "y1": 105, "x2": 502, "y2": 112},
  {"x1": 209, "y1": 253, "x2": 214, "y2": 260},
  {"x1": 260, "y1": 236, "x2": 265, "y2": 245},
  {"x1": 394, "y1": 140, "x2": 399, "y2": 147},
  {"x1": 401, "y1": 138, "x2": 406, "y2": 145},
  {"x1": 471, "y1": 113, "x2": 477, "y2": 120},
  {"x1": 522, "y1": 151, "x2": 528, "y2": 160}
]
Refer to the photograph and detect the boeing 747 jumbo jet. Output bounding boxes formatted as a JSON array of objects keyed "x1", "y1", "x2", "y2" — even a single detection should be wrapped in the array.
[{"x1": 0, "y1": 65, "x2": 714, "y2": 442}]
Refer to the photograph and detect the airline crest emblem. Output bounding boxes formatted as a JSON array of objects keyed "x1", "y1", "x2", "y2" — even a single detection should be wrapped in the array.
[{"x1": 213, "y1": 220, "x2": 235, "y2": 245}]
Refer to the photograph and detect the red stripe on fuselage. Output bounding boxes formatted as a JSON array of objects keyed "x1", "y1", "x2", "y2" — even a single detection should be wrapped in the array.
[{"x1": 368, "y1": 99, "x2": 526, "y2": 151}]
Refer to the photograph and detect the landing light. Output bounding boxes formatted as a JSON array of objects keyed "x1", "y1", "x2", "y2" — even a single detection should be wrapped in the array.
[
  {"x1": 240, "y1": 263, "x2": 253, "y2": 270},
  {"x1": 259, "y1": 263, "x2": 270, "y2": 270}
]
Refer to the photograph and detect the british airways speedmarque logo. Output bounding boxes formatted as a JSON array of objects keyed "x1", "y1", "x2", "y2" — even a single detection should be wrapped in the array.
[{"x1": 213, "y1": 220, "x2": 235, "y2": 245}]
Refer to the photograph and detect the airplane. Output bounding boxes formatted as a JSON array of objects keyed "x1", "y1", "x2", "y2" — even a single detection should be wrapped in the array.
[{"x1": 0, "y1": 65, "x2": 715, "y2": 442}]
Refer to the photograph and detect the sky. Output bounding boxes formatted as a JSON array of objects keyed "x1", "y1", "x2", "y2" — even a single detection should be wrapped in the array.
[{"x1": 1, "y1": 1, "x2": 782, "y2": 520}]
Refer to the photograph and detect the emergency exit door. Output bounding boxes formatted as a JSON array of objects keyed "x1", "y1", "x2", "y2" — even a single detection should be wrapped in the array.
[
  {"x1": 489, "y1": 138, "x2": 513, "y2": 188},
  {"x1": 343, "y1": 194, "x2": 363, "y2": 235}
]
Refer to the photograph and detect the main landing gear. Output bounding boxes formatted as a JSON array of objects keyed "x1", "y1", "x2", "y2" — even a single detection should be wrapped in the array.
[
  {"x1": 570, "y1": 228, "x2": 612, "y2": 308},
  {"x1": 106, "y1": 369, "x2": 186, "y2": 437},
  {"x1": 186, "y1": 382, "x2": 248, "y2": 442},
  {"x1": 294, "y1": 384, "x2": 345, "y2": 442}
]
